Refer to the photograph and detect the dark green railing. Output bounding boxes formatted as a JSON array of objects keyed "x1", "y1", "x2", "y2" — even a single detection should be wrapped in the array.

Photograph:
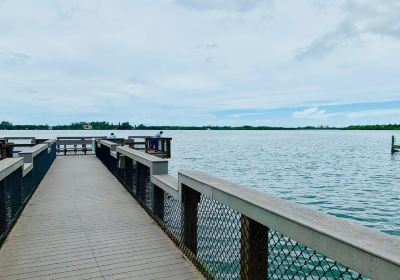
[
  {"x1": 96, "y1": 140, "x2": 399, "y2": 280},
  {"x1": 0, "y1": 140, "x2": 56, "y2": 245}
]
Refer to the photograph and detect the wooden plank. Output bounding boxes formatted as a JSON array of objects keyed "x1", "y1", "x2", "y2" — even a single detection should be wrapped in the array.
[{"x1": 0, "y1": 156, "x2": 203, "y2": 280}]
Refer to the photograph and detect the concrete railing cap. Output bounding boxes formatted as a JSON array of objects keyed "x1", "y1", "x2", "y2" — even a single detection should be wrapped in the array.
[
  {"x1": 23, "y1": 163, "x2": 33, "y2": 177},
  {"x1": 116, "y1": 146, "x2": 168, "y2": 175},
  {"x1": 43, "y1": 139, "x2": 57, "y2": 145},
  {"x1": 18, "y1": 144, "x2": 48, "y2": 157},
  {"x1": 178, "y1": 170, "x2": 400, "y2": 280},
  {"x1": 0, "y1": 158, "x2": 23, "y2": 181},
  {"x1": 151, "y1": 174, "x2": 179, "y2": 199},
  {"x1": 117, "y1": 146, "x2": 167, "y2": 164},
  {"x1": 99, "y1": 140, "x2": 118, "y2": 148}
]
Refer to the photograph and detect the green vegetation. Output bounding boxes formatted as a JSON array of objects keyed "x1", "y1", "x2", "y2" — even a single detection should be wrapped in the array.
[
  {"x1": 0, "y1": 121, "x2": 50, "y2": 130},
  {"x1": 135, "y1": 124, "x2": 400, "y2": 130},
  {"x1": 51, "y1": 121, "x2": 133, "y2": 130},
  {"x1": 0, "y1": 121, "x2": 132, "y2": 130},
  {"x1": 343, "y1": 124, "x2": 400, "y2": 130},
  {"x1": 1, "y1": 121, "x2": 400, "y2": 130}
]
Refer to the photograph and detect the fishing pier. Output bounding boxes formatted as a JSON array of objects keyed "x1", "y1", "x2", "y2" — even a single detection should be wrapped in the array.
[{"x1": 0, "y1": 137, "x2": 399, "y2": 279}]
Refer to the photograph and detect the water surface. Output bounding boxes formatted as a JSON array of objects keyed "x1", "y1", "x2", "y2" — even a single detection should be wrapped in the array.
[{"x1": 2, "y1": 130, "x2": 399, "y2": 235}]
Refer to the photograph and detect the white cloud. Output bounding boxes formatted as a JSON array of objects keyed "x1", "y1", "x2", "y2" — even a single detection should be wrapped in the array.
[
  {"x1": 0, "y1": 0, "x2": 399, "y2": 125},
  {"x1": 296, "y1": 0, "x2": 400, "y2": 60},
  {"x1": 295, "y1": 19, "x2": 358, "y2": 60},
  {"x1": 347, "y1": 108, "x2": 400, "y2": 118},
  {"x1": 292, "y1": 107, "x2": 336, "y2": 119},
  {"x1": 0, "y1": 51, "x2": 31, "y2": 66},
  {"x1": 174, "y1": 0, "x2": 270, "y2": 12},
  {"x1": 229, "y1": 112, "x2": 266, "y2": 118},
  {"x1": 156, "y1": 74, "x2": 220, "y2": 91}
]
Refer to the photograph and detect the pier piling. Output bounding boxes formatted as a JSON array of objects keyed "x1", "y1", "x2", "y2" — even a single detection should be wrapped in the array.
[{"x1": 392, "y1": 135, "x2": 399, "y2": 154}]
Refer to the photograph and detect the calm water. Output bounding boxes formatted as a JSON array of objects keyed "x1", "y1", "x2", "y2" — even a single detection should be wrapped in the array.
[{"x1": 1, "y1": 130, "x2": 399, "y2": 236}]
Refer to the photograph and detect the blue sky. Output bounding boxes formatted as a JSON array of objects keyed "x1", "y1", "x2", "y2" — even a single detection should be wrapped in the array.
[{"x1": 1, "y1": 0, "x2": 400, "y2": 126}]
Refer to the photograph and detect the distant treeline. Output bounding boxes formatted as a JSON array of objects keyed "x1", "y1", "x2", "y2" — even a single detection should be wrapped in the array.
[
  {"x1": 1, "y1": 121, "x2": 400, "y2": 130},
  {"x1": 342, "y1": 124, "x2": 400, "y2": 130},
  {"x1": 129, "y1": 124, "x2": 400, "y2": 130},
  {"x1": 0, "y1": 121, "x2": 133, "y2": 130},
  {"x1": 0, "y1": 122, "x2": 50, "y2": 130},
  {"x1": 52, "y1": 122, "x2": 133, "y2": 130}
]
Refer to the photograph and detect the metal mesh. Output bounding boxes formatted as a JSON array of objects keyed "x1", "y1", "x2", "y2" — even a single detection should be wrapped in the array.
[
  {"x1": 0, "y1": 168, "x2": 23, "y2": 241},
  {"x1": 197, "y1": 196, "x2": 241, "y2": 279},
  {"x1": 144, "y1": 169, "x2": 153, "y2": 212},
  {"x1": 163, "y1": 193, "x2": 183, "y2": 241},
  {"x1": 0, "y1": 142, "x2": 56, "y2": 245},
  {"x1": 124, "y1": 158, "x2": 136, "y2": 195},
  {"x1": 268, "y1": 231, "x2": 364, "y2": 279},
  {"x1": 96, "y1": 146, "x2": 368, "y2": 280}
]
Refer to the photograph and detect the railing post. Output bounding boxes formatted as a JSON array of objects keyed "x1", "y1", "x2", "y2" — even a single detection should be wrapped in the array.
[
  {"x1": 0, "y1": 144, "x2": 5, "y2": 160},
  {"x1": 161, "y1": 139, "x2": 165, "y2": 151},
  {"x1": 136, "y1": 162, "x2": 147, "y2": 202},
  {"x1": 166, "y1": 139, "x2": 171, "y2": 158},
  {"x1": 145, "y1": 138, "x2": 149, "y2": 154},
  {"x1": 129, "y1": 139, "x2": 135, "y2": 149},
  {"x1": 95, "y1": 141, "x2": 99, "y2": 157},
  {"x1": 0, "y1": 144, "x2": 12, "y2": 159},
  {"x1": 153, "y1": 185, "x2": 164, "y2": 220},
  {"x1": 240, "y1": 215, "x2": 269, "y2": 280},
  {"x1": 181, "y1": 184, "x2": 200, "y2": 255},
  {"x1": 125, "y1": 157, "x2": 133, "y2": 192},
  {"x1": 116, "y1": 153, "x2": 125, "y2": 180}
]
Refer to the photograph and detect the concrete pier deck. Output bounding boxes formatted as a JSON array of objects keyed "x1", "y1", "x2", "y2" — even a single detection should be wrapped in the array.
[{"x1": 0, "y1": 156, "x2": 202, "y2": 280}]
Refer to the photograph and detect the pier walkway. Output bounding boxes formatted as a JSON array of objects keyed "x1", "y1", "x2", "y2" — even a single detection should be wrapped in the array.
[{"x1": 0, "y1": 155, "x2": 202, "y2": 280}]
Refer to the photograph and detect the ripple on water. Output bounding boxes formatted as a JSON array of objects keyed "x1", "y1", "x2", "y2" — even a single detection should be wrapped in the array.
[
  {"x1": 2, "y1": 130, "x2": 399, "y2": 236},
  {"x1": 169, "y1": 130, "x2": 400, "y2": 236}
]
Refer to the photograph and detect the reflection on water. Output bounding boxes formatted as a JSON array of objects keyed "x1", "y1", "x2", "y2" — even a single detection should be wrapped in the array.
[{"x1": 1, "y1": 130, "x2": 399, "y2": 235}]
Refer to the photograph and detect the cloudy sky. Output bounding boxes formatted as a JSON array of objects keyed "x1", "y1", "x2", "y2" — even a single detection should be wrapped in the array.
[{"x1": 1, "y1": 0, "x2": 399, "y2": 126}]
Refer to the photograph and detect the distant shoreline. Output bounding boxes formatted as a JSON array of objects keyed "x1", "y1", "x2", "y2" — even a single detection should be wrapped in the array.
[{"x1": 1, "y1": 121, "x2": 400, "y2": 131}]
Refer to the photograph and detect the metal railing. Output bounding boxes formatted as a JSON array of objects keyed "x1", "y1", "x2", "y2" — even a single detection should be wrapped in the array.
[
  {"x1": 144, "y1": 137, "x2": 172, "y2": 158},
  {"x1": 0, "y1": 137, "x2": 37, "y2": 160},
  {"x1": 56, "y1": 136, "x2": 107, "y2": 155},
  {"x1": 0, "y1": 139, "x2": 56, "y2": 245},
  {"x1": 56, "y1": 136, "x2": 171, "y2": 157},
  {"x1": 96, "y1": 140, "x2": 400, "y2": 280}
]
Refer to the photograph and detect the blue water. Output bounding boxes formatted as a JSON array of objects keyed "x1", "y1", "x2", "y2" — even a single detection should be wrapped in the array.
[{"x1": 1, "y1": 130, "x2": 399, "y2": 236}]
